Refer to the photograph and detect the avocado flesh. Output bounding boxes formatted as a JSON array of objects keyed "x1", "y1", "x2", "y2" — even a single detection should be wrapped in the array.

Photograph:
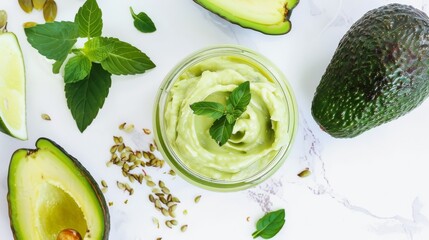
[
  {"x1": 194, "y1": 0, "x2": 299, "y2": 35},
  {"x1": 8, "y1": 138, "x2": 109, "y2": 240},
  {"x1": 311, "y1": 4, "x2": 429, "y2": 138}
]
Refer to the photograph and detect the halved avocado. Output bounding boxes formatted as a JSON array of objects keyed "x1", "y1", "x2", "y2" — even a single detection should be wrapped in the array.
[
  {"x1": 7, "y1": 138, "x2": 109, "y2": 240},
  {"x1": 193, "y1": 0, "x2": 299, "y2": 35}
]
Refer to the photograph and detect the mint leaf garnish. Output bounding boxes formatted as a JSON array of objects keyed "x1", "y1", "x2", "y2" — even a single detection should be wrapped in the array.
[
  {"x1": 228, "y1": 80, "x2": 251, "y2": 111},
  {"x1": 190, "y1": 101, "x2": 225, "y2": 120},
  {"x1": 252, "y1": 209, "x2": 285, "y2": 239},
  {"x1": 75, "y1": 0, "x2": 102, "y2": 38},
  {"x1": 209, "y1": 116, "x2": 234, "y2": 146},
  {"x1": 190, "y1": 81, "x2": 251, "y2": 146},
  {"x1": 65, "y1": 63, "x2": 111, "y2": 132},
  {"x1": 99, "y1": 37, "x2": 156, "y2": 75},
  {"x1": 64, "y1": 54, "x2": 92, "y2": 83},
  {"x1": 24, "y1": 21, "x2": 79, "y2": 61},
  {"x1": 130, "y1": 7, "x2": 156, "y2": 33}
]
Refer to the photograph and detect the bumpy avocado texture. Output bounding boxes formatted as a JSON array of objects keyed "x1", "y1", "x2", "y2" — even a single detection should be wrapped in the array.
[
  {"x1": 7, "y1": 138, "x2": 109, "y2": 240},
  {"x1": 193, "y1": 0, "x2": 299, "y2": 35},
  {"x1": 312, "y1": 4, "x2": 429, "y2": 138}
]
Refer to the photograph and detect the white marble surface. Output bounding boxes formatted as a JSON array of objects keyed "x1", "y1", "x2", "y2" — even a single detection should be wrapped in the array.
[{"x1": 1, "y1": 0, "x2": 429, "y2": 239}]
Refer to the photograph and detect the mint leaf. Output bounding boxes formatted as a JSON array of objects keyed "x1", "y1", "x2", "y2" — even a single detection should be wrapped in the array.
[
  {"x1": 65, "y1": 63, "x2": 111, "y2": 132},
  {"x1": 64, "y1": 54, "x2": 92, "y2": 83},
  {"x1": 252, "y1": 209, "x2": 285, "y2": 239},
  {"x1": 228, "y1": 81, "x2": 251, "y2": 111},
  {"x1": 74, "y1": 0, "x2": 102, "y2": 38},
  {"x1": 83, "y1": 36, "x2": 115, "y2": 62},
  {"x1": 190, "y1": 101, "x2": 225, "y2": 120},
  {"x1": 24, "y1": 21, "x2": 79, "y2": 61},
  {"x1": 52, "y1": 56, "x2": 67, "y2": 74},
  {"x1": 98, "y1": 37, "x2": 156, "y2": 75},
  {"x1": 130, "y1": 7, "x2": 156, "y2": 33},
  {"x1": 226, "y1": 109, "x2": 243, "y2": 124},
  {"x1": 209, "y1": 116, "x2": 234, "y2": 146}
]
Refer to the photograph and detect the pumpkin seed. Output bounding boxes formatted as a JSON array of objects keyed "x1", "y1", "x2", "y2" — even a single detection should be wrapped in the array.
[
  {"x1": 149, "y1": 194, "x2": 155, "y2": 203},
  {"x1": 101, "y1": 180, "x2": 108, "y2": 188},
  {"x1": 41, "y1": 113, "x2": 51, "y2": 121},
  {"x1": 18, "y1": 0, "x2": 33, "y2": 13},
  {"x1": 180, "y1": 225, "x2": 188, "y2": 232},
  {"x1": 32, "y1": 0, "x2": 46, "y2": 10},
  {"x1": 143, "y1": 128, "x2": 151, "y2": 134},
  {"x1": 161, "y1": 208, "x2": 169, "y2": 217},
  {"x1": 23, "y1": 21, "x2": 37, "y2": 28},
  {"x1": 118, "y1": 122, "x2": 126, "y2": 130},
  {"x1": 0, "y1": 10, "x2": 7, "y2": 30},
  {"x1": 152, "y1": 217, "x2": 159, "y2": 228},
  {"x1": 43, "y1": 0, "x2": 57, "y2": 22}
]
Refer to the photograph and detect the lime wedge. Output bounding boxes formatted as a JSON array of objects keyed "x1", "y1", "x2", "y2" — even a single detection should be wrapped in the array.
[{"x1": 0, "y1": 32, "x2": 27, "y2": 140}]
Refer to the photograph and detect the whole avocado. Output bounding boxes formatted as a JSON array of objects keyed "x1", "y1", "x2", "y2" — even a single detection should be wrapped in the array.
[{"x1": 312, "y1": 4, "x2": 429, "y2": 138}]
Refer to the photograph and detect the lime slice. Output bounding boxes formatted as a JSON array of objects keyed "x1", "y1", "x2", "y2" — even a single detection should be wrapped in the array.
[{"x1": 0, "y1": 32, "x2": 27, "y2": 140}]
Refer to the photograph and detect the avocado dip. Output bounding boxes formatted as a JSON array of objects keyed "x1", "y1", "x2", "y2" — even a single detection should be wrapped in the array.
[{"x1": 163, "y1": 55, "x2": 292, "y2": 181}]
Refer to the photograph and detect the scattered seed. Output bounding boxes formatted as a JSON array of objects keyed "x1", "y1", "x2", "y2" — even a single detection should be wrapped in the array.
[
  {"x1": 146, "y1": 181, "x2": 156, "y2": 187},
  {"x1": 168, "y1": 169, "x2": 176, "y2": 176},
  {"x1": 108, "y1": 201, "x2": 114, "y2": 206},
  {"x1": 101, "y1": 180, "x2": 108, "y2": 188},
  {"x1": 150, "y1": 143, "x2": 156, "y2": 152},
  {"x1": 124, "y1": 199, "x2": 128, "y2": 204},
  {"x1": 116, "y1": 181, "x2": 126, "y2": 190},
  {"x1": 152, "y1": 217, "x2": 160, "y2": 228},
  {"x1": 143, "y1": 128, "x2": 151, "y2": 135},
  {"x1": 180, "y1": 224, "x2": 188, "y2": 232},
  {"x1": 246, "y1": 216, "x2": 251, "y2": 222},
  {"x1": 161, "y1": 208, "x2": 169, "y2": 217},
  {"x1": 41, "y1": 113, "x2": 51, "y2": 121},
  {"x1": 172, "y1": 197, "x2": 181, "y2": 203},
  {"x1": 118, "y1": 122, "x2": 126, "y2": 130},
  {"x1": 155, "y1": 199, "x2": 162, "y2": 209},
  {"x1": 101, "y1": 187, "x2": 108, "y2": 194},
  {"x1": 298, "y1": 168, "x2": 311, "y2": 178},
  {"x1": 149, "y1": 194, "x2": 155, "y2": 203},
  {"x1": 183, "y1": 209, "x2": 188, "y2": 215},
  {"x1": 161, "y1": 187, "x2": 170, "y2": 194},
  {"x1": 165, "y1": 220, "x2": 173, "y2": 228},
  {"x1": 194, "y1": 195, "x2": 201, "y2": 203}
]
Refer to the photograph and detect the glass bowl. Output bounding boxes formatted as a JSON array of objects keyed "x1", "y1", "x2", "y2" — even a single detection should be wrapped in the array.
[{"x1": 153, "y1": 45, "x2": 297, "y2": 191}]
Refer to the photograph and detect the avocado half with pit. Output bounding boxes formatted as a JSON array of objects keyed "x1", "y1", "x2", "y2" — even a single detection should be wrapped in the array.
[
  {"x1": 7, "y1": 138, "x2": 109, "y2": 240},
  {"x1": 193, "y1": 0, "x2": 299, "y2": 35}
]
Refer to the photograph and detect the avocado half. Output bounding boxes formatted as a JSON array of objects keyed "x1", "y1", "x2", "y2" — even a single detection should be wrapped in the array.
[
  {"x1": 193, "y1": 0, "x2": 299, "y2": 35},
  {"x1": 7, "y1": 138, "x2": 109, "y2": 240}
]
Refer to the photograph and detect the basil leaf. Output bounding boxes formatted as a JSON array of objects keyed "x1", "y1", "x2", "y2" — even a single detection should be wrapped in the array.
[
  {"x1": 209, "y1": 116, "x2": 234, "y2": 146},
  {"x1": 130, "y1": 7, "x2": 156, "y2": 33},
  {"x1": 74, "y1": 0, "x2": 102, "y2": 38},
  {"x1": 190, "y1": 101, "x2": 225, "y2": 120},
  {"x1": 64, "y1": 54, "x2": 92, "y2": 83},
  {"x1": 228, "y1": 81, "x2": 251, "y2": 111},
  {"x1": 65, "y1": 63, "x2": 111, "y2": 132},
  {"x1": 83, "y1": 37, "x2": 115, "y2": 62},
  {"x1": 99, "y1": 37, "x2": 156, "y2": 75},
  {"x1": 252, "y1": 209, "x2": 285, "y2": 239},
  {"x1": 24, "y1": 21, "x2": 79, "y2": 61}
]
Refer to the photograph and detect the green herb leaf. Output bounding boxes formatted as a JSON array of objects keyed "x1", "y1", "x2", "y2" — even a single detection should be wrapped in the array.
[
  {"x1": 24, "y1": 21, "x2": 79, "y2": 61},
  {"x1": 209, "y1": 116, "x2": 234, "y2": 146},
  {"x1": 228, "y1": 81, "x2": 251, "y2": 111},
  {"x1": 97, "y1": 37, "x2": 156, "y2": 75},
  {"x1": 190, "y1": 101, "x2": 225, "y2": 120},
  {"x1": 226, "y1": 109, "x2": 243, "y2": 124},
  {"x1": 83, "y1": 37, "x2": 115, "y2": 62},
  {"x1": 52, "y1": 56, "x2": 67, "y2": 74},
  {"x1": 252, "y1": 209, "x2": 286, "y2": 239},
  {"x1": 74, "y1": 0, "x2": 102, "y2": 38},
  {"x1": 130, "y1": 7, "x2": 156, "y2": 33},
  {"x1": 65, "y1": 63, "x2": 111, "y2": 132},
  {"x1": 64, "y1": 54, "x2": 92, "y2": 83}
]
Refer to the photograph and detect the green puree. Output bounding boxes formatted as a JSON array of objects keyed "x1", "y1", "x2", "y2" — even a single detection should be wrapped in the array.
[{"x1": 164, "y1": 56, "x2": 290, "y2": 181}]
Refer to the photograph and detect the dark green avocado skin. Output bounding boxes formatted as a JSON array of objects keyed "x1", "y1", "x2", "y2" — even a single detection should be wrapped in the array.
[{"x1": 312, "y1": 4, "x2": 429, "y2": 138}]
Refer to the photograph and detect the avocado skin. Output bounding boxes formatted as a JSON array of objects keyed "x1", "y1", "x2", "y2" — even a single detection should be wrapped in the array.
[
  {"x1": 7, "y1": 138, "x2": 110, "y2": 240},
  {"x1": 312, "y1": 4, "x2": 429, "y2": 138}
]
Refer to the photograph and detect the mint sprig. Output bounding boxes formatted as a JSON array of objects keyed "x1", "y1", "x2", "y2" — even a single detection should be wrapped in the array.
[
  {"x1": 24, "y1": 0, "x2": 156, "y2": 132},
  {"x1": 190, "y1": 81, "x2": 251, "y2": 146},
  {"x1": 130, "y1": 7, "x2": 156, "y2": 33}
]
